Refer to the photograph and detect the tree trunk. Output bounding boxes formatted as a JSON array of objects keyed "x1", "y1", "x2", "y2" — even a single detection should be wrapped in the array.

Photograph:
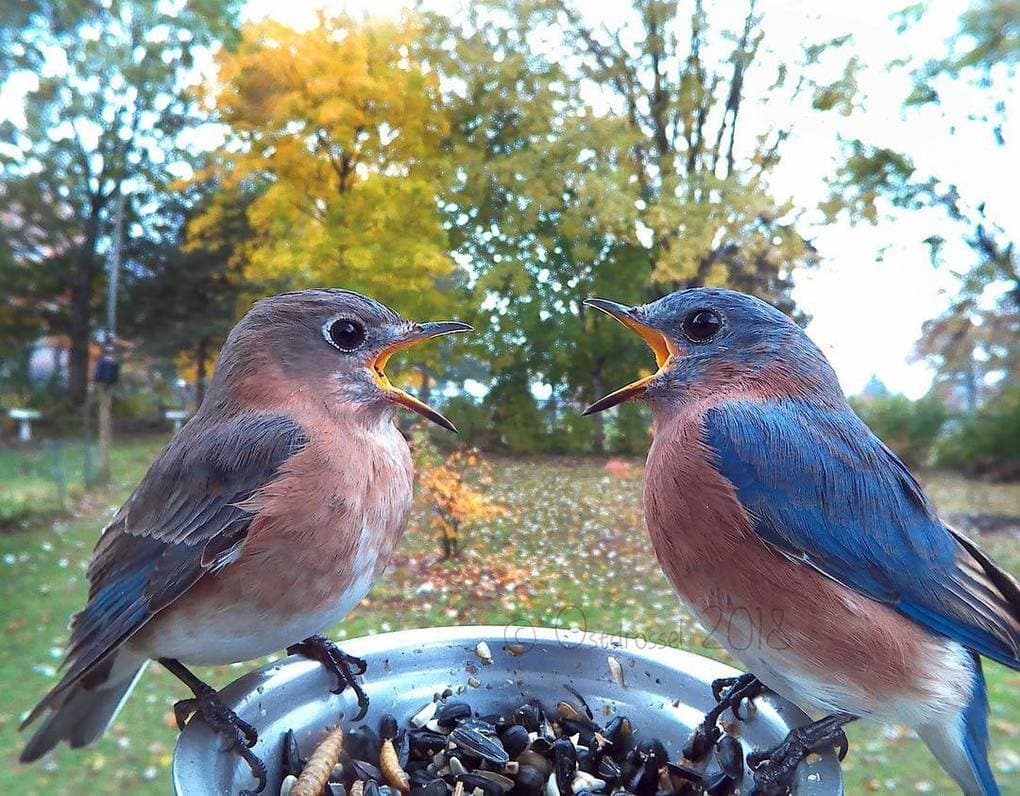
[
  {"x1": 67, "y1": 255, "x2": 95, "y2": 404},
  {"x1": 591, "y1": 364, "x2": 606, "y2": 454},
  {"x1": 67, "y1": 201, "x2": 104, "y2": 405},
  {"x1": 195, "y1": 337, "x2": 209, "y2": 409}
]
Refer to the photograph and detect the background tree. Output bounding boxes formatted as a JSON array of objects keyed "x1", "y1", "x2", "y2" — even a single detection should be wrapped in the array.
[
  {"x1": 122, "y1": 183, "x2": 253, "y2": 408},
  {"x1": 0, "y1": 1, "x2": 240, "y2": 403},
  {"x1": 827, "y1": 0, "x2": 1017, "y2": 407},
  {"x1": 425, "y1": 0, "x2": 854, "y2": 451},
  {"x1": 197, "y1": 13, "x2": 459, "y2": 315}
]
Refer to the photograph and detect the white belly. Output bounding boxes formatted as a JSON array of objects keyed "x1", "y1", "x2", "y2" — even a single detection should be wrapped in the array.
[{"x1": 132, "y1": 567, "x2": 377, "y2": 665}]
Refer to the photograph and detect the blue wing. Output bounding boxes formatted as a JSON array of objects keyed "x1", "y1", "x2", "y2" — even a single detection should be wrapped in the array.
[
  {"x1": 23, "y1": 412, "x2": 307, "y2": 728},
  {"x1": 704, "y1": 399, "x2": 1020, "y2": 670}
]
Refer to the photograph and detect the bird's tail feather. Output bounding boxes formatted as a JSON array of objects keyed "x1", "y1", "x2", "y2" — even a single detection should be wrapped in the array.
[
  {"x1": 20, "y1": 652, "x2": 147, "y2": 763},
  {"x1": 917, "y1": 653, "x2": 1000, "y2": 796}
]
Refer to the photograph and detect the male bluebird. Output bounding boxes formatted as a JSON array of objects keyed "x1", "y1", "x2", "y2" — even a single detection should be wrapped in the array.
[
  {"x1": 584, "y1": 288, "x2": 1018, "y2": 795},
  {"x1": 20, "y1": 289, "x2": 470, "y2": 792}
]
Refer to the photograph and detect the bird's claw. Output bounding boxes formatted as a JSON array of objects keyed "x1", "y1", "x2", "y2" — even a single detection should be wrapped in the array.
[
  {"x1": 171, "y1": 683, "x2": 266, "y2": 792},
  {"x1": 748, "y1": 714, "x2": 853, "y2": 795},
  {"x1": 288, "y1": 634, "x2": 371, "y2": 719},
  {"x1": 685, "y1": 672, "x2": 762, "y2": 761}
]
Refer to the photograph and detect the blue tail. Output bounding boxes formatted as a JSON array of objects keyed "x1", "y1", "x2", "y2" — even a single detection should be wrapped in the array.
[
  {"x1": 919, "y1": 653, "x2": 1000, "y2": 796},
  {"x1": 960, "y1": 656, "x2": 999, "y2": 796}
]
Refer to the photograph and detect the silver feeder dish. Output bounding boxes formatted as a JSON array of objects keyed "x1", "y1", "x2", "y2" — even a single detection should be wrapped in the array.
[{"x1": 173, "y1": 626, "x2": 843, "y2": 795}]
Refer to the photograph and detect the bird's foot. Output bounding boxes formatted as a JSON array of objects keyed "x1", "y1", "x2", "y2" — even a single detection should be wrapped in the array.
[
  {"x1": 747, "y1": 713, "x2": 855, "y2": 795},
  {"x1": 288, "y1": 633, "x2": 370, "y2": 719},
  {"x1": 684, "y1": 672, "x2": 762, "y2": 761},
  {"x1": 171, "y1": 680, "x2": 267, "y2": 795}
]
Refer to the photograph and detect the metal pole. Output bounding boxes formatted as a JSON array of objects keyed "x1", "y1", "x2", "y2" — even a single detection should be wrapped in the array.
[{"x1": 97, "y1": 190, "x2": 125, "y2": 484}]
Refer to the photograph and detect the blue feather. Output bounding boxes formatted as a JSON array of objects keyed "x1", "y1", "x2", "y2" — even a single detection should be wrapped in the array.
[
  {"x1": 704, "y1": 398, "x2": 1020, "y2": 670},
  {"x1": 962, "y1": 655, "x2": 1000, "y2": 796}
]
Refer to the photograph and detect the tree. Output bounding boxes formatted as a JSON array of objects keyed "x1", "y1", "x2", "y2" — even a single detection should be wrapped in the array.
[
  {"x1": 827, "y1": 0, "x2": 1018, "y2": 403},
  {"x1": 195, "y1": 12, "x2": 461, "y2": 322},
  {"x1": 0, "y1": 2, "x2": 240, "y2": 403},
  {"x1": 122, "y1": 183, "x2": 252, "y2": 407},
  {"x1": 424, "y1": 1, "x2": 852, "y2": 450}
]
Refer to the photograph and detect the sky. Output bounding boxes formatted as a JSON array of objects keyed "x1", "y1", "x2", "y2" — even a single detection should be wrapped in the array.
[
  {"x1": 241, "y1": 0, "x2": 1015, "y2": 399},
  {"x1": 3, "y1": 1, "x2": 1012, "y2": 399}
]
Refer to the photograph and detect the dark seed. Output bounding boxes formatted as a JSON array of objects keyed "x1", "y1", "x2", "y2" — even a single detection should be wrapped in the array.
[
  {"x1": 365, "y1": 781, "x2": 383, "y2": 796},
  {"x1": 347, "y1": 726, "x2": 382, "y2": 765},
  {"x1": 409, "y1": 729, "x2": 448, "y2": 757},
  {"x1": 445, "y1": 773, "x2": 502, "y2": 796},
  {"x1": 326, "y1": 784, "x2": 347, "y2": 796},
  {"x1": 380, "y1": 714, "x2": 399, "y2": 741},
  {"x1": 664, "y1": 762, "x2": 702, "y2": 783},
  {"x1": 558, "y1": 718, "x2": 597, "y2": 748},
  {"x1": 604, "y1": 717, "x2": 635, "y2": 762},
  {"x1": 551, "y1": 738, "x2": 577, "y2": 795},
  {"x1": 562, "y1": 686, "x2": 594, "y2": 721},
  {"x1": 596, "y1": 757, "x2": 621, "y2": 785},
  {"x1": 517, "y1": 750, "x2": 552, "y2": 780},
  {"x1": 283, "y1": 728, "x2": 305, "y2": 777},
  {"x1": 501, "y1": 725, "x2": 531, "y2": 758},
  {"x1": 509, "y1": 766, "x2": 544, "y2": 796},
  {"x1": 411, "y1": 779, "x2": 448, "y2": 796},
  {"x1": 512, "y1": 702, "x2": 542, "y2": 732},
  {"x1": 436, "y1": 701, "x2": 473, "y2": 728},
  {"x1": 716, "y1": 735, "x2": 743, "y2": 779},
  {"x1": 636, "y1": 739, "x2": 667, "y2": 771},
  {"x1": 449, "y1": 721, "x2": 509, "y2": 766},
  {"x1": 702, "y1": 771, "x2": 735, "y2": 795},
  {"x1": 575, "y1": 745, "x2": 596, "y2": 775},
  {"x1": 350, "y1": 759, "x2": 384, "y2": 782}
]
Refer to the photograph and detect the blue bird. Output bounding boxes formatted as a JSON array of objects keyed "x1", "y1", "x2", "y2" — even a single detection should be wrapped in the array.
[{"x1": 584, "y1": 288, "x2": 1019, "y2": 795}]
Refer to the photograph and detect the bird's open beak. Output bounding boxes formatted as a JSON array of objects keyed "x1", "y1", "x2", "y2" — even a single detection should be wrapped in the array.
[
  {"x1": 582, "y1": 298, "x2": 677, "y2": 415},
  {"x1": 372, "y1": 321, "x2": 472, "y2": 432}
]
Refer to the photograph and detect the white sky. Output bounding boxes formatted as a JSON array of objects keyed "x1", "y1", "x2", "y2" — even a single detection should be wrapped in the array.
[
  {"x1": 4, "y1": 1, "x2": 1013, "y2": 398},
  {"x1": 243, "y1": 0, "x2": 1015, "y2": 399}
]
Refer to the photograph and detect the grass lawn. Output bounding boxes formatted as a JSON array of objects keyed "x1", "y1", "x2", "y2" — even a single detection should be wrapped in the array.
[{"x1": 0, "y1": 435, "x2": 1017, "y2": 794}]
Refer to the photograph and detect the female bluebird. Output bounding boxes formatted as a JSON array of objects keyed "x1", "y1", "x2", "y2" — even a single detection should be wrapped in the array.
[
  {"x1": 585, "y1": 288, "x2": 1018, "y2": 795},
  {"x1": 20, "y1": 289, "x2": 470, "y2": 793}
]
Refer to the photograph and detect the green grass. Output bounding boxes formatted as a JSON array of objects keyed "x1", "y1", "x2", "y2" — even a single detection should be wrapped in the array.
[{"x1": 0, "y1": 438, "x2": 1017, "y2": 794}]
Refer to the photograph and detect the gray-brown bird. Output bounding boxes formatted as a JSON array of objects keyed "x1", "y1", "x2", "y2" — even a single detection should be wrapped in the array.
[{"x1": 20, "y1": 289, "x2": 471, "y2": 793}]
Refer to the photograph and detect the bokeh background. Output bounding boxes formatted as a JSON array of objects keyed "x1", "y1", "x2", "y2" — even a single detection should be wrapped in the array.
[{"x1": 0, "y1": 0, "x2": 1017, "y2": 793}]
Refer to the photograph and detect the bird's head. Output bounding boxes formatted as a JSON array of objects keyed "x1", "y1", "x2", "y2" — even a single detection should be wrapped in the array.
[
  {"x1": 212, "y1": 288, "x2": 471, "y2": 431},
  {"x1": 583, "y1": 288, "x2": 841, "y2": 416}
]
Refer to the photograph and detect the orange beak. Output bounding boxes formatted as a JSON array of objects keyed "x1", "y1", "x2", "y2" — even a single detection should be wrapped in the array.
[
  {"x1": 372, "y1": 321, "x2": 472, "y2": 432},
  {"x1": 582, "y1": 298, "x2": 677, "y2": 415}
]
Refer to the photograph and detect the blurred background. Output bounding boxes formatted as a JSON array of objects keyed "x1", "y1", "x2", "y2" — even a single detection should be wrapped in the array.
[{"x1": 0, "y1": 0, "x2": 1017, "y2": 793}]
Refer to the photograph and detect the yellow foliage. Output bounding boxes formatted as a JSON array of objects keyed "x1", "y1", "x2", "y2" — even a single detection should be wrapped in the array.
[{"x1": 195, "y1": 11, "x2": 458, "y2": 319}]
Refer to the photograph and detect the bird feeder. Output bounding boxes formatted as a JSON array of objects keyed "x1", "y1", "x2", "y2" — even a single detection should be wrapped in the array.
[{"x1": 172, "y1": 626, "x2": 843, "y2": 795}]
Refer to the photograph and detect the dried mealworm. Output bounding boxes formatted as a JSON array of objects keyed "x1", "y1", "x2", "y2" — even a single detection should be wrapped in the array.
[
  {"x1": 292, "y1": 725, "x2": 344, "y2": 796},
  {"x1": 380, "y1": 737, "x2": 411, "y2": 793}
]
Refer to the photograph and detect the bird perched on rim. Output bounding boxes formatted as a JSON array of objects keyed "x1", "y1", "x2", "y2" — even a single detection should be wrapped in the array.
[
  {"x1": 20, "y1": 289, "x2": 471, "y2": 793},
  {"x1": 584, "y1": 288, "x2": 1019, "y2": 795}
]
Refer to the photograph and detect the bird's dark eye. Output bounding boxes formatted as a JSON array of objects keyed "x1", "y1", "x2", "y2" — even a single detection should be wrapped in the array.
[
  {"x1": 325, "y1": 317, "x2": 366, "y2": 351},
  {"x1": 681, "y1": 308, "x2": 723, "y2": 342}
]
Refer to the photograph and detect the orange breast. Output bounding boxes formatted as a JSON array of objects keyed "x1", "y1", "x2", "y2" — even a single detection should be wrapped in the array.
[{"x1": 643, "y1": 413, "x2": 962, "y2": 715}]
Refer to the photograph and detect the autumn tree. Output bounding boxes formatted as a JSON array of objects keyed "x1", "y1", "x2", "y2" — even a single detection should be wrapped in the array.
[
  {"x1": 0, "y1": 1, "x2": 240, "y2": 403},
  {"x1": 197, "y1": 13, "x2": 460, "y2": 316},
  {"x1": 415, "y1": 442, "x2": 506, "y2": 560}
]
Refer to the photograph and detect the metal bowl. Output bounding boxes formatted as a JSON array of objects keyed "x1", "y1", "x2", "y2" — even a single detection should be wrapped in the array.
[{"x1": 173, "y1": 626, "x2": 843, "y2": 795}]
